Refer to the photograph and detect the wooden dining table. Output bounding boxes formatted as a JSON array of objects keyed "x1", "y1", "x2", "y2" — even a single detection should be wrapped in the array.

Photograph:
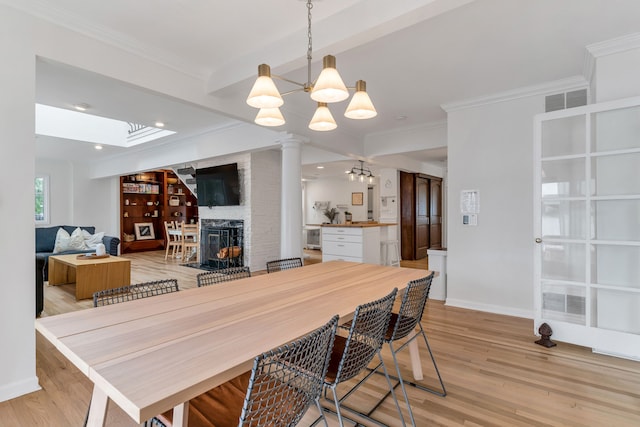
[{"x1": 35, "y1": 261, "x2": 430, "y2": 426}]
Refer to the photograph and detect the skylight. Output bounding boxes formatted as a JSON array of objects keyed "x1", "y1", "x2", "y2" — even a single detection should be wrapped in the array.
[{"x1": 35, "y1": 104, "x2": 176, "y2": 147}]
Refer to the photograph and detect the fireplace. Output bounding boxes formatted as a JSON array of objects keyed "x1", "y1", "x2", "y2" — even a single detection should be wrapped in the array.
[{"x1": 200, "y1": 219, "x2": 244, "y2": 270}]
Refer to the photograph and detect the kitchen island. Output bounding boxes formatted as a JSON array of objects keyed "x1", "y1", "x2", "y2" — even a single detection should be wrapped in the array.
[{"x1": 321, "y1": 222, "x2": 397, "y2": 264}]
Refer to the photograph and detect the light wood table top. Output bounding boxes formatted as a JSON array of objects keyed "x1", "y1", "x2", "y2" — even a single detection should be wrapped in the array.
[{"x1": 36, "y1": 261, "x2": 429, "y2": 425}]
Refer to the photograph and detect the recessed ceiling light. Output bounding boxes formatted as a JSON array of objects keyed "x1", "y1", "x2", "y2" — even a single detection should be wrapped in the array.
[
  {"x1": 74, "y1": 103, "x2": 90, "y2": 111},
  {"x1": 95, "y1": 145, "x2": 103, "y2": 150},
  {"x1": 155, "y1": 121, "x2": 165, "y2": 127},
  {"x1": 316, "y1": 165, "x2": 324, "y2": 169}
]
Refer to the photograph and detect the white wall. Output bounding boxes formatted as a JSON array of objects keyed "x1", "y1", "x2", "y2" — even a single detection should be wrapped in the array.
[
  {"x1": 304, "y1": 177, "x2": 374, "y2": 225},
  {"x1": 446, "y1": 95, "x2": 541, "y2": 318},
  {"x1": 0, "y1": 5, "x2": 40, "y2": 402},
  {"x1": 250, "y1": 150, "x2": 282, "y2": 269}
]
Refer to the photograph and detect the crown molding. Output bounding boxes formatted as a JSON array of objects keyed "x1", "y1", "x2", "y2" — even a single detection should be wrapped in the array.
[
  {"x1": 584, "y1": 32, "x2": 640, "y2": 85},
  {"x1": 441, "y1": 76, "x2": 588, "y2": 113},
  {"x1": 1, "y1": 0, "x2": 207, "y2": 80},
  {"x1": 586, "y1": 32, "x2": 640, "y2": 59}
]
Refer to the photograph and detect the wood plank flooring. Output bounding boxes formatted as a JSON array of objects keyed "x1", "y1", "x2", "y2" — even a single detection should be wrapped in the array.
[{"x1": 3, "y1": 250, "x2": 640, "y2": 426}]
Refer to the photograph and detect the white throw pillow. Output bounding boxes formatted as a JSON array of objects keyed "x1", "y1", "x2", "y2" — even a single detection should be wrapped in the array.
[
  {"x1": 53, "y1": 227, "x2": 88, "y2": 253},
  {"x1": 82, "y1": 229, "x2": 105, "y2": 249}
]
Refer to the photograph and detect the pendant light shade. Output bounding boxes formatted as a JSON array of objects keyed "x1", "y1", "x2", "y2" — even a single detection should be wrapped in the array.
[
  {"x1": 246, "y1": 64, "x2": 284, "y2": 109},
  {"x1": 344, "y1": 80, "x2": 377, "y2": 119},
  {"x1": 254, "y1": 107, "x2": 285, "y2": 127},
  {"x1": 309, "y1": 103, "x2": 337, "y2": 131},
  {"x1": 310, "y1": 55, "x2": 349, "y2": 103}
]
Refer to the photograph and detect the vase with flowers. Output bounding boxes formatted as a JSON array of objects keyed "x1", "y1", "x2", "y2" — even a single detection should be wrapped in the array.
[{"x1": 323, "y1": 207, "x2": 339, "y2": 224}]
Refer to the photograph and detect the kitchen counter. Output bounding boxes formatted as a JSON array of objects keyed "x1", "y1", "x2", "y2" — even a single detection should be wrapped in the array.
[{"x1": 320, "y1": 222, "x2": 397, "y2": 228}]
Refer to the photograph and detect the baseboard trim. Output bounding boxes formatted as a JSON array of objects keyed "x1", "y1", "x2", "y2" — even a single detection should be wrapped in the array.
[
  {"x1": 445, "y1": 298, "x2": 533, "y2": 320},
  {"x1": 0, "y1": 376, "x2": 40, "y2": 403}
]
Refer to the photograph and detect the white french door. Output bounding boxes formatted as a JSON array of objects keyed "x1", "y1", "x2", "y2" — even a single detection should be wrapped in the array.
[{"x1": 534, "y1": 96, "x2": 640, "y2": 360}]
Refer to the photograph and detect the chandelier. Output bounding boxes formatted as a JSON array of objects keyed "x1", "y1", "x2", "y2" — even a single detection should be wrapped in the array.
[
  {"x1": 246, "y1": 0, "x2": 377, "y2": 131},
  {"x1": 347, "y1": 160, "x2": 375, "y2": 184}
]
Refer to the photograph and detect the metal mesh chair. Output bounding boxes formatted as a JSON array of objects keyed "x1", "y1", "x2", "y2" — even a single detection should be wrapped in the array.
[
  {"x1": 153, "y1": 315, "x2": 339, "y2": 427},
  {"x1": 320, "y1": 288, "x2": 407, "y2": 427},
  {"x1": 348, "y1": 273, "x2": 446, "y2": 426},
  {"x1": 196, "y1": 266, "x2": 251, "y2": 287},
  {"x1": 266, "y1": 257, "x2": 303, "y2": 273},
  {"x1": 92, "y1": 279, "x2": 180, "y2": 307}
]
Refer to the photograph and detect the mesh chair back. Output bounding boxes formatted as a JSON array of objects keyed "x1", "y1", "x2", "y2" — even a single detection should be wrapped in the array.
[
  {"x1": 93, "y1": 279, "x2": 179, "y2": 307},
  {"x1": 240, "y1": 315, "x2": 339, "y2": 426},
  {"x1": 332, "y1": 288, "x2": 397, "y2": 384},
  {"x1": 197, "y1": 266, "x2": 251, "y2": 287},
  {"x1": 388, "y1": 273, "x2": 434, "y2": 342},
  {"x1": 266, "y1": 257, "x2": 303, "y2": 273}
]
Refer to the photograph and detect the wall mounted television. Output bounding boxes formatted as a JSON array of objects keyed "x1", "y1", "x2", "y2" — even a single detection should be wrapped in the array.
[{"x1": 196, "y1": 163, "x2": 241, "y2": 207}]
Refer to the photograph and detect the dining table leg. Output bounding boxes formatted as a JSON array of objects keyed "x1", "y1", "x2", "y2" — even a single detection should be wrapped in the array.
[
  {"x1": 173, "y1": 402, "x2": 189, "y2": 427},
  {"x1": 86, "y1": 386, "x2": 109, "y2": 427},
  {"x1": 408, "y1": 328, "x2": 424, "y2": 381}
]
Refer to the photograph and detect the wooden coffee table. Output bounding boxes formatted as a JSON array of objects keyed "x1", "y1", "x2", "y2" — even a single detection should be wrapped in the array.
[{"x1": 48, "y1": 254, "x2": 131, "y2": 300}]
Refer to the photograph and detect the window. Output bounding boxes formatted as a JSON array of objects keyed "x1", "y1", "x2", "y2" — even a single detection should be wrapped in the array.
[{"x1": 35, "y1": 175, "x2": 49, "y2": 224}]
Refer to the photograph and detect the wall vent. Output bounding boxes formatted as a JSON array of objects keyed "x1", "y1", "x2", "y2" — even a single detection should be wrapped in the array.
[{"x1": 545, "y1": 89, "x2": 588, "y2": 112}]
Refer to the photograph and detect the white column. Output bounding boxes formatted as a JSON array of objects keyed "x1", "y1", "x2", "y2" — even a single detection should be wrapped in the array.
[{"x1": 280, "y1": 138, "x2": 303, "y2": 259}]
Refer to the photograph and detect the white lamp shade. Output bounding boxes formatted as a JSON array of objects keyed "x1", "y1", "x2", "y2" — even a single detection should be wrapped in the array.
[
  {"x1": 247, "y1": 76, "x2": 283, "y2": 108},
  {"x1": 345, "y1": 90, "x2": 377, "y2": 119},
  {"x1": 254, "y1": 107, "x2": 285, "y2": 127},
  {"x1": 310, "y1": 55, "x2": 349, "y2": 103},
  {"x1": 309, "y1": 103, "x2": 337, "y2": 131}
]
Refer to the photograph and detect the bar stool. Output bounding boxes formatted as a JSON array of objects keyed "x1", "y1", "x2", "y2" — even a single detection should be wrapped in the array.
[{"x1": 381, "y1": 239, "x2": 401, "y2": 267}]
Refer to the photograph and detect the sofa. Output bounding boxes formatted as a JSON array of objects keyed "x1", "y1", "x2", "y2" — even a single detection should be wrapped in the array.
[{"x1": 35, "y1": 225, "x2": 120, "y2": 316}]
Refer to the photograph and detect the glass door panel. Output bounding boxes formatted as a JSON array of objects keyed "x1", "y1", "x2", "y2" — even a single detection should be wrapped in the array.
[
  {"x1": 592, "y1": 106, "x2": 640, "y2": 152},
  {"x1": 595, "y1": 199, "x2": 640, "y2": 241},
  {"x1": 541, "y1": 200, "x2": 588, "y2": 239},
  {"x1": 542, "y1": 283, "x2": 585, "y2": 325},
  {"x1": 541, "y1": 115, "x2": 586, "y2": 157},
  {"x1": 592, "y1": 288, "x2": 640, "y2": 333},
  {"x1": 592, "y1": 153, "x2": 640, "y2": 196},
  {"x1": 541, "y1": 158, "x2": 587, "y2": 198},
  {"x1": 541, "y1": 242, "x2": 586, "y2": 282},
  {"x1": 593, "y1": 245, "x2": 640, "y2": 289}
]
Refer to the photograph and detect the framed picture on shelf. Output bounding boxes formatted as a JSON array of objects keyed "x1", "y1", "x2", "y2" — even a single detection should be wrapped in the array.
[
  {"x1": 134, "y1": 222, "x2": 155, "y2": 240},
  {"x1": 352, "y1": 192, "x2": 364, "y2": 206}
]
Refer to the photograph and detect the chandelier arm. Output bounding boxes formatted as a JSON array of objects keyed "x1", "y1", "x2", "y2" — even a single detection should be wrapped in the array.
[
  {"x1": 279, "y1": 88, "x2": 306, "y2": 97},
  {"x1": 271, "y1": 74, "x2": 307, "y2": 88}
]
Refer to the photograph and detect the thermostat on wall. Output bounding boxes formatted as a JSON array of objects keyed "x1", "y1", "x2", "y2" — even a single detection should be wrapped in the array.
[{"x1": 462, "y1": 214, "x2": 477, "y2": 226}]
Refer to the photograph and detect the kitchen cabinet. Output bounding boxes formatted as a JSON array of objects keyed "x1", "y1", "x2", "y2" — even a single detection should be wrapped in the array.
[{"x1": 321, "y1": 223, "x2": 396, "y2": 264}]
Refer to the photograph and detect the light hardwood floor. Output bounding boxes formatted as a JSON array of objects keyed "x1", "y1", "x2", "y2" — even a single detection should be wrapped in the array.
[{"x1": 4, "y1": 251, "x2": 640, "y2": 426}]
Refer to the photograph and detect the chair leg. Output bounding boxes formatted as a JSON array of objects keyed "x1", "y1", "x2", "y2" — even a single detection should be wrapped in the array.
[
  {"x1": 314, "y1": 398, "x2": 330, "y2": 427},
  {"x1": 322, "y1": 352, "x2": 408, "y2": 427}
]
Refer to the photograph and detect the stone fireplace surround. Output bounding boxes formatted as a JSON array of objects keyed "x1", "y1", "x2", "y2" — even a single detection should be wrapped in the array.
[{"x1": 200, "y1": 219, "x2": 244, "y2": 270}]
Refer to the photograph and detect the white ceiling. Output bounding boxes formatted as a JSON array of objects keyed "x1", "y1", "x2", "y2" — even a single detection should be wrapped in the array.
[{"x1": 13, "y1": 0, "x2": 640, "y2": 177}]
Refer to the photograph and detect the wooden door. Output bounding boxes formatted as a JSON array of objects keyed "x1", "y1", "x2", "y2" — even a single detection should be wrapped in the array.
[
  {"x1": 399, "y1": 172, "x2": 415, "y2": 260},
  {"x1": 415, "y1": 176, "x2": 429, "y2": 259},
  {"x1": 429, "y1": 178, "x2": 443, "y2": 249}
]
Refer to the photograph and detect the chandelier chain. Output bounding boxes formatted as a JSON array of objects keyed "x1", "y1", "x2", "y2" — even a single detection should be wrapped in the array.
[{"x1": 306, "y1": 0, "x2": 313, "y2": 87}]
